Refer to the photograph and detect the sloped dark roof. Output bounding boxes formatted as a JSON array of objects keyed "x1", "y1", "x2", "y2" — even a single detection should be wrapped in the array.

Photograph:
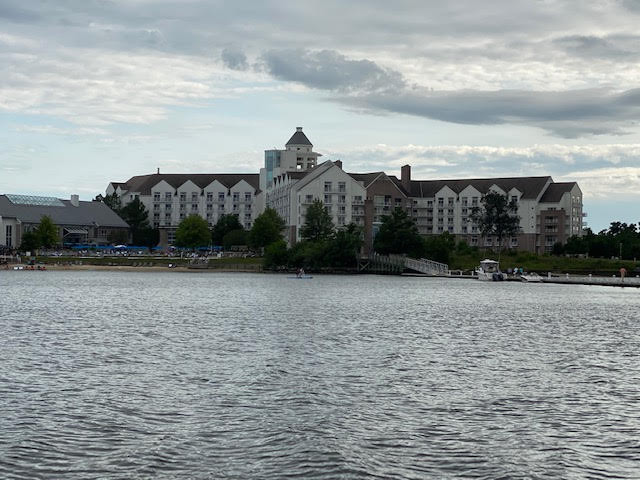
[
  {"x1": 539, "y1": 182, "x2": 576, "y2": 203},
  {"x1": 285, "y1": 129, "x2": 312, "y2": 146},
  {"x1": 348, "y1": 172, "x2": 385, "y2": 188},
  {"x1": 117, "y1": 173, "x2": 260, "y2": 196},
  {"x1": 405, "y1": 176, "x2": 552, "y2": 199},
  {"x1": 0, "y1": 195, "x2": 129, "y2": 227}
]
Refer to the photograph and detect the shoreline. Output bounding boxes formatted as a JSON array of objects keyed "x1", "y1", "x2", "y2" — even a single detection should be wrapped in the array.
[{"x1": 3, "y1": 263, "x2": 637, "y2": 287}]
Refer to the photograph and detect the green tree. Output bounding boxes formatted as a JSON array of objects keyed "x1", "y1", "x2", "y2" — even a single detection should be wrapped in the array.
[
  {"x1": 373, "y1": 207, "x2": 425, "y2": 258},
  {"x1": 35, "y1": 215, "x2": 59, "y2": 248},
  {"x1": 263, "y1": 239, "x2": 289, "y2": 269},
  {"x1": 300, "y1": 199, "x2": 334, "y2": 242},
  {"x1": 119, "y1": 198, "x2": 150, "y2": 240},
  {"x1": 248, "y1": 208, "x2": 285, "y2": 250},
  {"x1": 134, "y1": 227, "x2": 160, "y2": 250},
  {"x1": 424, "y1": 232, "x2": 455, "y2": 264},
  {"x1": 223, "y1": 229, "x2": 248, "y2": 250},
  {"x1": 211, "y1": 214, "x2": 243, "y2": 246},
  {"x1": 470, "y1": 192, "x2": 520, "y2": 258},
  {"x1": 325, "y1": 223, "x2": 363, "y2": 267},
  {"x1": 19, "y1": 230, "x2": 40, "y2": 252},
  {"x1": 174, "y1": 215, "x2": 211, "y2": 248},
  {"x1": 94, "y1": 193, "x2": 122, "y2": 213}
]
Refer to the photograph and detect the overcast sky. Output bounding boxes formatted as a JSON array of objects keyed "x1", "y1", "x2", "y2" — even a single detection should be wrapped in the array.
[{"x1": 2, "y1": 0, "x2": 640, "y2": 231}]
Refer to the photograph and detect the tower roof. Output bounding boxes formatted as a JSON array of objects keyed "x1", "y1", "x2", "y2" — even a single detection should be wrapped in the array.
[{"x1": 285, "y1": 127, "x2": 312, "y2": 146}]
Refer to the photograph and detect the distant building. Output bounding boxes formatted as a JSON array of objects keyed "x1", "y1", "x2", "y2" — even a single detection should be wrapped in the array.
[
  {"x1": 106, "y1": 173, "x2": 262, "y2": 246},
  {"x1": 396, "y1": 166, "x2": 584, "y2": 254},
  {"x1": 106, "y1": 127, "x2": 585, "y2": 254},
  {"x1": 0, "y1": 194, "x2": 129, "y2": 249}
]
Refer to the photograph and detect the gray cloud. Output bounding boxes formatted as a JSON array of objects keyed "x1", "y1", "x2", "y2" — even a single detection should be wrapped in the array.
[
  {"x1": 261, "y1": 49, "x2": 405, "y2": 92},
  {"x1": 256, "y1": 47, "x2": 640, "y2": 137},
  {"x1": 0, "y1": 4, "x2": 40, "y2": 23},
  {"x1": 553, "y1": 34, "x2": 640, "y2": 60},
  {"x1": 221, "y1": 47, "x2": 248, "y2": 71},
  {"x1": 344, "y1": 87, "x2": 640, "y2": 137}
]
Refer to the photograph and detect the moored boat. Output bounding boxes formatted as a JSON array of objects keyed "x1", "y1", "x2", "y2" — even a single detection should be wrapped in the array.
[{"x1": 476, "y1": 259, "x2": 505, "y2": 281}]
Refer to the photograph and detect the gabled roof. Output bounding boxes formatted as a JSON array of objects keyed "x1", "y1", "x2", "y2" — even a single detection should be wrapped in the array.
[
  {"x1": 285, "y1": 128, "x2": 312, "y2": 146},
  {"x1": 115, "y1": 173, "x2": 260, "y2": 196},
  {"x1": 539, "y1": 182, "x2": 576, "y2": 203},
  {"x1": 348, "y1": 172, "x2": 386, "y2": 188},
  {"x1": 0, "y1": 195, "x2": 129, "y2": 227},
  {"x1": 406, "y1": 176, "x2": 552, "y2": 199}
]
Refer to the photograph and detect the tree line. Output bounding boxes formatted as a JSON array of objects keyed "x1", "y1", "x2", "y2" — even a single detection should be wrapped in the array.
[{"x1": 558, "y1": 222, "x2": 640, "y2": 260}]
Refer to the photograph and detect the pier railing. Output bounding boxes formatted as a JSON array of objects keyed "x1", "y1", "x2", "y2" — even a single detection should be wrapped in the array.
[
  {"x1": 402, "y1": 256, "x2": 450, "y2": 276},
  {"x1": 362, "y1": 253, "x2": 449, "y2": 275}
]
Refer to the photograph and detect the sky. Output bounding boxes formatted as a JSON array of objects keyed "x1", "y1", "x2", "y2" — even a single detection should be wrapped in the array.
[{"x1": 1, "y1": 0, "x2": 639, "y2": 232}]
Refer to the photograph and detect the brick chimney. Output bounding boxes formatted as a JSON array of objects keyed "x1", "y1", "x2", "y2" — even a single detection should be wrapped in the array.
[
  {"x1": 334, "y1": 160, "x2": 343, "y2": 169},
  {"x1": 70, "y1": 194, "x2": 79, "y2": 207},
  {"x1": 401, "y1": 165, "x2": 411, "y2": 191}
]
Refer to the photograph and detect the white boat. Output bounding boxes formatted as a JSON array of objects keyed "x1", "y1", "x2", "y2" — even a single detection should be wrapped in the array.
[
  {"x1": 476, "y1": 259, "x2": 505, "y2": 281},
  {"x1": 521, "y1": 272, "x2": 543, "y2": 282}
]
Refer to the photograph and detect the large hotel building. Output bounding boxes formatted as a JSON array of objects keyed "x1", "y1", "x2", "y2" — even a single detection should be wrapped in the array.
[{"x1": 106, "y1": 128, "x2": 584, "y2": 254}]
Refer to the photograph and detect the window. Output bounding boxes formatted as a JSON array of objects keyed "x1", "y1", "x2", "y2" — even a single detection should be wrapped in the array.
[
  {"x1": 153, "y1": 193, "x2": 161, "y2": 201},
  {"x1": 179, "y1": 193, "x2": 186, "y2": 202},
  {"x1": 180, "y1": 213, "x2": 185, "y2": 219},
  {"x1": 153, "y1": 213, "x2": 160, "y2": 220},
  {"x1": 206, "y1": 193, "x2": 213, "y2": 201},
  {"x1": 462, "y1": 225, "x2": 468, "y2": 233},
  {"x1": 324, "y1": 181, "x2": 332, "y2": 192},
  {"x1": 472, "y1": 197, "x2": 479, "y2": 206},
  {"x1": 233, "y1": 192, "x2": 239, "y2": 202},
  {"x1": 448, "y1": 209, "x2": 454, "y2": 215},
  {"x1": 511, "y1": 196, "x2": 518, "y2": 203},
  {"x1": 462, "y1": 197, "x2": 468, "y2": 206},
  {"x1": 165, "y1": 192, "x2": 172, "y2": 201},
  {"x1": 437, "y1": 197, "x2": 444, "y2": 206},
  {"x1": 338, "y1": 195, "x2": 346, "y2": 204},
  {"x1": 338, "y1": 182, "x2": 346, "y2": 192},
  {"x1": 165, "y1": 203, "x2": 172, "y2": 211},
  {"x1": 191, "y1": 203, "x2": 198, "y2": 211},
  {"x1": 206, "y1": 203, "x2": 213, "y2": 211},
  {"x1": 218, "y1": 192, "x2": 225, "y2": 202},
  {"x1": 427, "y1": 200, "x2": 433, "y2": 207},
  {"x1": 180, "y1": 204, "x2": 186, "y2": 211},
  {"x1": 324, "y1": 194, "x2": 332, "y2": 204},
  {"x1": 338, "y1": 205, "x2": 346, "y2": 214},
  {"x1": 154, "y1": 204, "x2": 160, "y2": 211},
  {"x1": 191, "y1": 193, "x2": 198, "y2": 202},
  {"x1": 5, "y1": 225, "x2": 12, "y2": 247},
  {"x1": 338, "y1": 216, "x2": 345, "y2": 225},
  {"x1": 448, "y1": 198, "x2": 454, "y2": 206},
  {"x1": 353, "y1": 195, "x2": 362, "y2": 204},
  {"x1": 245, "y1": 193, "x2": 252, "y2": 202},
  {"x1": 305, "y1": 194, "x2": 313, "y2": 203}
]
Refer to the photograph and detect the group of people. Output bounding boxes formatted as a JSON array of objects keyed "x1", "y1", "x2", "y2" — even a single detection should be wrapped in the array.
[{"x1": 295, "y1": 268, "x2": 306, "y2": 278}]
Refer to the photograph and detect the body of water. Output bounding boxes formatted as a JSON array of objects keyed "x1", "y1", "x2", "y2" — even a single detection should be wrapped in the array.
[{"x1": 1, "y1": 271, "x2": 639, "y2": 479}]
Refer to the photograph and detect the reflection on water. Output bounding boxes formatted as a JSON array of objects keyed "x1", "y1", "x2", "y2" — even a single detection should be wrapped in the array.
[{"x1": 1, "y1": 271, "x2": 639, "y2": 479}]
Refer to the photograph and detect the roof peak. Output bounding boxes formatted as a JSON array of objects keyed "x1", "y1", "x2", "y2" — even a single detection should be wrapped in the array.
[{"x1": 285, "y1": 127, "x2": 312, "y2": 146}]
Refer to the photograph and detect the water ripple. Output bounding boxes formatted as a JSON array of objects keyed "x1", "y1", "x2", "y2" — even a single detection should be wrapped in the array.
[{"x1": 1, "y1": 271, "x2": 639, "y2": 479}]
